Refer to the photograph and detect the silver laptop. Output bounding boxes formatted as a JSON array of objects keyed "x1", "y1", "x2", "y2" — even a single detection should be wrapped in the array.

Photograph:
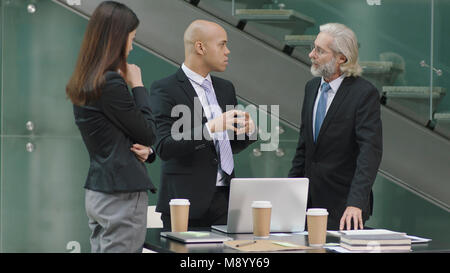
[{"x1": 211, "y1": 178, "x2": 309, "y2": 234}]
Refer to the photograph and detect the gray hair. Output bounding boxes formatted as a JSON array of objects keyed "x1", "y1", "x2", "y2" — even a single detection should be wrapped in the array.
[{"x1": 319, "y1": 23, "x2": 362, "y2": 77}]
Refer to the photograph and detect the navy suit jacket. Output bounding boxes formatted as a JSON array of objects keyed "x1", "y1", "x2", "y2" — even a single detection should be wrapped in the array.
[{"x1": 289, "y1": 76, "x2": 383, "y2": 229}]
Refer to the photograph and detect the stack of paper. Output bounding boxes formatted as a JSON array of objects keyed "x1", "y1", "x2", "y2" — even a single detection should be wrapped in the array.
[
  {"x1": 325, "y1": 229, "x2": 431, "y2": 252},
  {"x1": 327, "y1": 229, "x2": 405, "y2": 237},
  {"x1": 327, "y1": 229, "x2": 431, "y2": 244},
  {"x1": 340, "y1": 233, "x2": 411, "y2": 252}
]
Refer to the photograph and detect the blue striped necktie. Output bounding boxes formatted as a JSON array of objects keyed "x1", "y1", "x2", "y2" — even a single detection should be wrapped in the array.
[
  {"x1": 314, "y1": 82, "x2": 331, "y2": 142},
  {"x1": 201, "y1": 79, "x2": 234, "y2": 175}
]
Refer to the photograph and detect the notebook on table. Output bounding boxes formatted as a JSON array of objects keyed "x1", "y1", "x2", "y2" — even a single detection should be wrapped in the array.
[
  {"x1": 327, "y1": 229, "x2": 432, "y2": 244},
  {"x1": 160, "y1": 231, "x2": 232, "y2": 244}
]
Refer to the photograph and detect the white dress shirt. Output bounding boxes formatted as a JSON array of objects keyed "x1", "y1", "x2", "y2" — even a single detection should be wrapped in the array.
[
  {"x1": 181, "y1": 63, "x2": 228, "y2": 186},
  {"x1": 312, "y1": 75, "x2": 345, "y2": 135}
]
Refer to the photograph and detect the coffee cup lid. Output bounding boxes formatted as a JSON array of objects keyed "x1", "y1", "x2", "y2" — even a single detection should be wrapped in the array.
[
  {"x1": 251, "y1": 201, "x2": 272, "y2": 208},
  {"x1": 169, "y1": 199, "x2": 190, "y2": 206},
  {"x1": 306, "y1": 208, "x2": 328, "y2": 216}
]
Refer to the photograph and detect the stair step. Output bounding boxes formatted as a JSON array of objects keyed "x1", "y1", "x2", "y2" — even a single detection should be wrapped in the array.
[
  {"x1": 382, "y1": 86, "x2": 446, "y2": 126},
  {"x1": 434, "y1": 112, "x2": 450, "y2": 120},
  {"x1": 434, "y1": 119, "x2": 450, "y2": 140},
  {"x1": 235, "y1": 9, "x2": 315, "y2": 25},
  {"x1": 361, "y1": 61, "x2": 404, "y2": 73},
  {"x1": 382, "y1": 86, "x2": 446, "y2": 99},
  {"x1": 361, "y1": 61, "x2": 394, "y2": 74},
  {"x1": 284, "y1": 35, "x2": 316, "y2": 46},
  {"x1": 235, "y1": 9, "x2": 315, "y2": 50},
  {"x1": 219, "y1": 0, "x2": 273, "y2": 9},
  {"x1": 360, "y1": 61, "x2": 404, "y2": 89}
]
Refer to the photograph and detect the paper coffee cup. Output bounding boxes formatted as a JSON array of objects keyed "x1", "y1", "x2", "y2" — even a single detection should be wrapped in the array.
[
  {"x1": 169, "y1": 199, "x2": 190, "y2": 206},
  {"x1": 252, "y1": 201, "x2": 272, "y2": 238},
  {"x1": 169, "y1": 199, "x2": 190, "y2": 232},
  {"x1": 306, "y1": 208, "x2": 328, "y2": 247}
]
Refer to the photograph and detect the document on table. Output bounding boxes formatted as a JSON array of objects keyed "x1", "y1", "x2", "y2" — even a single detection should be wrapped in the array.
[
  {"x1": 327, "y1": 229, "x2": 405, "y2": 237},
  {"x1": 326, "y1": 229, "x2": 431, "y2": 244},
  {"x1": 270, "y1": 231, "x2": 308, "y2": 237}
]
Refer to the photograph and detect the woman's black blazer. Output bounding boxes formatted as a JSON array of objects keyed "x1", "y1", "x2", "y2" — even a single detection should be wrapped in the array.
[{"x1": 73, "y1": 71, "x2": 157, "y2": 193}]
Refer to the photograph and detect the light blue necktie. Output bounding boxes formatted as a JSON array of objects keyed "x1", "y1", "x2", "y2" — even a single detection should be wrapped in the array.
[
  {"x1": 201, "y1": 79, "x2": 234, "y2": 175},
  {"x1": 314, "y1": 82, "x2": 332, "y2": 142}
]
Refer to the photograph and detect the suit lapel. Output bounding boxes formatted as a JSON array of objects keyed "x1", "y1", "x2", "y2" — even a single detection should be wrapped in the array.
[
  {"x1": 315, "y1": 76, "x2": 353, "y2": 146},
  {"x1": 176, "y1": 68, "x2": 204, "y2": 119}
]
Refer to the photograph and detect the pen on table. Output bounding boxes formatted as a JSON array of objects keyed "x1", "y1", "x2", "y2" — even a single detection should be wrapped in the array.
[{"x1": 236, "y1": 240, "x2": 257, "y2": 247}]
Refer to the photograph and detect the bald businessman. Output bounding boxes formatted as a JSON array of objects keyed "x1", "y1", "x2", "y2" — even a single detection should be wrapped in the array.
[{"x1": 149, "y1": 20, "x2": 257, "y2": 229}]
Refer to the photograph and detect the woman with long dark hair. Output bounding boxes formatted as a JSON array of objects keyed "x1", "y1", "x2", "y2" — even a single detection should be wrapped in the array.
[{"x1": 66, "y1": 1, "x2": 156, "y2": 253}]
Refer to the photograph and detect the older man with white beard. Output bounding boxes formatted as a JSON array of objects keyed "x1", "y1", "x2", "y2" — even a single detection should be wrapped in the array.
[{"x1": 288, "y1": 23, "x2": 383, "y2": 231}]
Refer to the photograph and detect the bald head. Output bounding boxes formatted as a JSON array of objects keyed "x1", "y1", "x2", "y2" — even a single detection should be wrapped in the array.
[
  {"x1": 184, "y1": 20, "x2": 225, "y2": 54},
  {"x1": 183, "y1": 20, "x2": 230, "y2": 75}
]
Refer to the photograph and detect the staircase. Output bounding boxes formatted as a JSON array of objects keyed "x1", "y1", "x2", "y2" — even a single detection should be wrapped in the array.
[{"x1": 382, "y1": 86, "x2": 446, "y2": 126}]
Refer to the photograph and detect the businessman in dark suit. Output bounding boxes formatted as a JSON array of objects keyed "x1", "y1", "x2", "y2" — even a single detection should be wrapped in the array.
[
  {"x1": 150, "y1": 20, "x2": 256, "y2": 229},
  {"x1": 288, "y1": 23, "x2": 382, "y2": 230}
]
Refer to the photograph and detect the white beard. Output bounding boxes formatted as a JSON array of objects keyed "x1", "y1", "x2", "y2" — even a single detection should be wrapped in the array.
[{"x1": 310, "y1": 57, "x2": 337, "y2": 79}]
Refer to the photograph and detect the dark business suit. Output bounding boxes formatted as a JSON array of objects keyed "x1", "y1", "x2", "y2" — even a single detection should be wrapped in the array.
[
  {"x1": 288, "y1": 76, "x2": 382, "y2": 230},
  {"x1": 74, "y1": 70, "x2": 157, "y2": 193},
  {"x1": 149, "y1": 68, "x2": 255, "y2": 227}
]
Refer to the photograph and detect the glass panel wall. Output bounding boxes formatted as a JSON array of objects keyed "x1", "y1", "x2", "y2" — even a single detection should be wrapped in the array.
[
  {"x1": 0, "y1": 0, "x2": 176, "y2": 252},
  {"x1": 433, "y1": 0, "x2": 450, "y2": 138},
  {"x1": 1, "y1": 0, "x2": 90, "y2": 252}
]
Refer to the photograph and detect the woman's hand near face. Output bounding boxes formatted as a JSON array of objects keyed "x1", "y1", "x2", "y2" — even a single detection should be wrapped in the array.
[{"x1": 120, "y1": 63, "x2": 143, "y2": 88}]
